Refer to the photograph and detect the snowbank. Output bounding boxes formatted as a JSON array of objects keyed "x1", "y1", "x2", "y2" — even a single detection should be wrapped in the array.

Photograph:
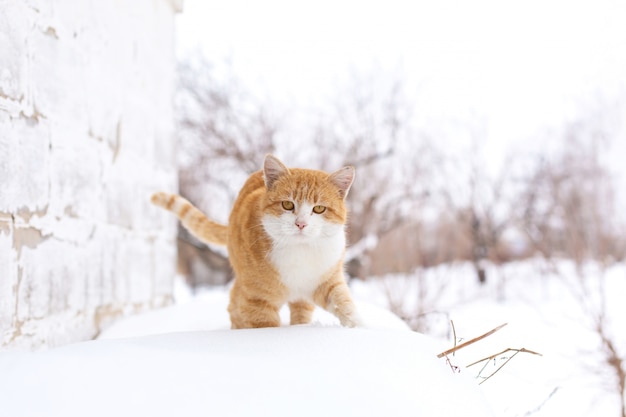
[
  {"x1": 0, "y1": 286, "x2": 492, "y2": 417},
  {"x1": 0, "y1": 326, "x2": 491, "y2": 417},
  {"x1": 97, "y1": 285, "x2": 410, "y2": 339}
]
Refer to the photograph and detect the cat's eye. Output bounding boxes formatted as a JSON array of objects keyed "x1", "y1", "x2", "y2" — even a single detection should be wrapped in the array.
[
  {"x1": 282, "y1": 201, "x2": 295, "y2": 211},
  {"x1": 312, "y1": 205, "x2": 326, "y2": 214}
]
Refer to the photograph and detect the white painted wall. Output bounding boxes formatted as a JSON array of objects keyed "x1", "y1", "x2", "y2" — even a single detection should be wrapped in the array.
[{"x1": 0, "y1": 0, "x2": 182, "y2": 350}]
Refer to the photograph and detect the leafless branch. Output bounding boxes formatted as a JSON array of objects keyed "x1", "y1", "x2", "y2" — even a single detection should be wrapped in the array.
[{"x1": 437, "y1": 323, "x2": 508, "y2": 358}]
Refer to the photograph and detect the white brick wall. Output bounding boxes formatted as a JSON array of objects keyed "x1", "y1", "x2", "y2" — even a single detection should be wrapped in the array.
[{"x1": 0, "y1": 0, "x2": 181, "y2": 350}]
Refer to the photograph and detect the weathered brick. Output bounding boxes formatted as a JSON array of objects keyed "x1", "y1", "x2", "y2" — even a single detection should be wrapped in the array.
[
  {"x1": 0, "y1": 0, "x2": 180, "y2": 351},
  {"x1": 0, "y1": 2, "x2": 34, "y2": 104},
  {"x1": 0, "y1": 215, "x2": 17, "y2": 343},
  {"x1": 0, "y1": 117, "x2": 51, "y2": 213}
]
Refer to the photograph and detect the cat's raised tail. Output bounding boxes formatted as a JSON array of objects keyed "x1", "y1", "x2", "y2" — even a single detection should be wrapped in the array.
[{"x1": 151, "y1": 192, "x2": 228, "y2": 246}]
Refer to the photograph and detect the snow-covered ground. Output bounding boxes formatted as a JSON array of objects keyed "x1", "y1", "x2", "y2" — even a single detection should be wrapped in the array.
[
  {"x1": 0, "y1": 259, "x2": 623, "y2": 417},
  {"x1": 0, "y1": 282, "x2": 492, "y2": 417},
  {"x1": 352, "y1": 260, "x2": 626, "y2": 417}
]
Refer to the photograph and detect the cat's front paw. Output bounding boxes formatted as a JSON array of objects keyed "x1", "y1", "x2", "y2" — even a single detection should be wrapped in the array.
[{"x1": 338, "y1": 310, "x2": 363, "y2": 328}]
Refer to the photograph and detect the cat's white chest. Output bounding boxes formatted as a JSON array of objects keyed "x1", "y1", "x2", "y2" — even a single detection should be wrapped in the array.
[{"x1": 269, "y1": 234, "x2": 345, "y2": 301}]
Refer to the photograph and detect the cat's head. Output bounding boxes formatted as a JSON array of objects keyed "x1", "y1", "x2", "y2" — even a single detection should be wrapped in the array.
[{"x1": 261, "y1": 155, "x2": 355, "y2": 244}]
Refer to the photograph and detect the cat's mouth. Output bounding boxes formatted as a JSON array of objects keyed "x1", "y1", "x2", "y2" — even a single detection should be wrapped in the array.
[
  {"x1": 289, "y1": 227, "x2": 317, "y2": 241},
  {"x1": 294, "y1": 229, "x2": 309, "y2": 237}
]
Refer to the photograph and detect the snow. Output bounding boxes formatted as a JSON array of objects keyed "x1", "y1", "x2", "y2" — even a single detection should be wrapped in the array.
[
  {"x1": 1, "y1": 259, "x2": 621, "y2": 416},
  {"x1": 0, "y1": 328, "x2": 492, "y2": 417},
  {"x1": 0, "y1": 284, "x2": 492, "y2": 417},
  {"x1": 351, "y1": 260, "x2": 626, "y2": 417}
]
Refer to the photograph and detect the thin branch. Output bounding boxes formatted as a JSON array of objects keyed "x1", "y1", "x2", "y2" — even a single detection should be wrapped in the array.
[
  {"x1": 443, "y1": 354, "x2": 461, "y2": 374},
  {"x1": 521, "y1": 387, "x2": 560, "y2": 417},
  {"x1": 466, "y1": 347, "x2": 543, "y2": 368},
  {"x1": 467, "y1": 347, "x2": 543, "y2": 385},
  {"x1": 437, "y1": 323, "x2": 508, "y2": 358},
  {"x1": 450, "y1": 319, "x2": 458, "y2": 357}
]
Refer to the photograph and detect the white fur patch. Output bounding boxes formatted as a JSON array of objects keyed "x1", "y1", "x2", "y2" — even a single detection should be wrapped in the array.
[{"x1": 262, "y1": 210, "x2": 346, "y2": 302}]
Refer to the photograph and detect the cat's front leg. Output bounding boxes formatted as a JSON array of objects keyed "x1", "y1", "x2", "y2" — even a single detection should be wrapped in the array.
[
  {"x1": 229, "y1": 297, "x2": 282, "y2": 329},
  {"x1": 289, "y1": 300, "x2": 315, "y2": 325},
  {"x1": 313, "y1": 272, "x2": 362, "y2": 328},
  {"x1": 228, "y1": 281, "x2": 283, "y2": 329}
]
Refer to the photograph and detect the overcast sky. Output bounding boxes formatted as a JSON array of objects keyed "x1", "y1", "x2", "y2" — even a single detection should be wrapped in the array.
[{"x1": 175, "y1": 0, "x2": 626, "y2": 180}]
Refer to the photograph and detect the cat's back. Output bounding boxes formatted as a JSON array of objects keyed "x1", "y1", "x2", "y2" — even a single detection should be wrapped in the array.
[
  {"x1": 237, "y1": 170, "x2": 265, "y2": 201},
  {"x1": 227, "y1": 171, "x2": 270, "y2": 254},
  {"x1": 229, "y1": 170, "x2": 265, "y2": 224}
]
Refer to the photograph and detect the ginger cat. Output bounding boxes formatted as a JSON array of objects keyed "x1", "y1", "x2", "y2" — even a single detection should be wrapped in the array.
[{"x1": 151, "y1": 155, "x2": 361, "y2": 329}]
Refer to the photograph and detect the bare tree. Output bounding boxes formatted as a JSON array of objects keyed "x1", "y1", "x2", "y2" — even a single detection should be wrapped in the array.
[
  {"x1": 595, "y1": 297, "x2": 626, "y2": 417},
  {"x1": 438, "y1": 136, "x2": 521, "y2": 285},
  {"x1": 177, "y1": 56, "x2": 279, "y2": 212},
  {"x1": 175, "y1": 56, "x2": 282, "y2": 286},
  {"x1": 519, "y1": 100, "x2": 626, "y2": 416},
  {"x1": 555, "y1": 262, "x2": 626, "y2": 417},
  {"x1": 309, "y1": 72, "x2": 434, "y2": 278},
  {"x1": 516, "y1": 124, "x2": 622, "y2": 266}
]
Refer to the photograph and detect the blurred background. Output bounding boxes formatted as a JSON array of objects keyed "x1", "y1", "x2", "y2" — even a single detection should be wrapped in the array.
[
  {"x1": 2, "y1": 1, "x2": 625, "y2": 415},
  {"x1": 174, "y1": 0, "x2": 626, "y2": 287}
]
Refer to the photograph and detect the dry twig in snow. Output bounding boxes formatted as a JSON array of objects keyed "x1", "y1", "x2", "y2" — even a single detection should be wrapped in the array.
[{"x1": 437, "y1": 323, "x2": 508, "y2": 358}]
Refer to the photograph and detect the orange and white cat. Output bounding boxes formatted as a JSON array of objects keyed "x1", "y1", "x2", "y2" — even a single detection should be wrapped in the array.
[{"x1": 151, "y1": 155, "x2": 361, "y2": 329}]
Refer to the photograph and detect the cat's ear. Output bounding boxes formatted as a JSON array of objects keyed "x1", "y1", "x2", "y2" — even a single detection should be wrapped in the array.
[
  {"x1": 328, "y1": 166, "x2": 355, "y2": 200},
  {"x1": 263, "y1": 154, "x2": 290, "y2": 189}
]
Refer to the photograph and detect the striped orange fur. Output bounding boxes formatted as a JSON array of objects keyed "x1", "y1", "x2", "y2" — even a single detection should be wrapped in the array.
[{"x1": 151, "y1": 155, "x2": 361, "y2": 329}]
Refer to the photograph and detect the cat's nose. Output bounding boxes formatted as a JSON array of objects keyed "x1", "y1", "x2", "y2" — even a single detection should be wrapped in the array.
[{"x1": 295, "y1": 220, "x2": 307, "y2": 230}]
